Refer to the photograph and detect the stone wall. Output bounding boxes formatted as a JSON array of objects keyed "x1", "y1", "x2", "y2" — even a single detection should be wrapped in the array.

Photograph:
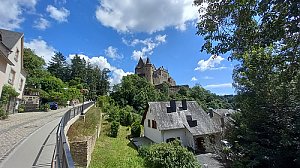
[{"x1": 69, "y1": 118, "x2": 101, "y2": 168}]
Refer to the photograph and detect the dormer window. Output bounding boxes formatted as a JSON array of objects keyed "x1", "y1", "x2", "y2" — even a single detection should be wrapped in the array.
[{"x1": 14, "y1": 48, "x2": 19, "y2": 62}]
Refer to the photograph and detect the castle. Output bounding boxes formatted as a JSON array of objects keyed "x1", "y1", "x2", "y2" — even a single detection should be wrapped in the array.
[{"x1": 135, "y1": 57, "x2": 176, "y2": 86}]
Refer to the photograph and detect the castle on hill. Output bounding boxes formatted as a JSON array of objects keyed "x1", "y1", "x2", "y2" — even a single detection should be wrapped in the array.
[{"x1": 135, "y1": 57, "x2": 176, "y2": 86}]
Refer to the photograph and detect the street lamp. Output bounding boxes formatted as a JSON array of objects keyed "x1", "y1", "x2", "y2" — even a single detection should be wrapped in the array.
[{"x1": 80, "y1": 89, "x2": 89, "y2": 115}]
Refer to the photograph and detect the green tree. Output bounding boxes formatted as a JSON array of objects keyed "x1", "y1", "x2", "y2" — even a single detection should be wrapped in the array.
[
  {"x1": 47, "y1": 52, "x2": 67, "y2": 82},
  {"x1": 70, "y1": 54, "x2": 86, "y2": 83},
  {"x1": 195, "y1": 0, "x2": 300, "y2": 167},
  {"x1": 111, "y1": 75, "x2": 159, "y2": 114},
  {"x1": 139, "y1": 140, "x2": 201, "y2": 168}
]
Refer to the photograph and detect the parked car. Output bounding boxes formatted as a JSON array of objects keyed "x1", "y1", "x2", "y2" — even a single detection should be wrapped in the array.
[{"x1": 48, "y1": 102, "x2": 58, "y2": 110}]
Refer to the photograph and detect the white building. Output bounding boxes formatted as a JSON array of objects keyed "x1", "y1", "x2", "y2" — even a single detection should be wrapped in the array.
[
  {"x1": 142, "y1": 100, "x2": 221, "y2": 152},
  {"x1": 0, "y1": 29, "x2": 27, "y2": 113}
]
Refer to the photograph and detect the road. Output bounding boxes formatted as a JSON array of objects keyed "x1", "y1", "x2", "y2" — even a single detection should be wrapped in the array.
[{"x1": 0, "y1": 107, "x2": 72, "y2": 168}]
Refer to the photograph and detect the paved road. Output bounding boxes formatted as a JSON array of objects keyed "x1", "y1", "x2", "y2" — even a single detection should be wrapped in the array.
[{"x1": 0, "y1": 107, "x2": 71, "y2": 167}]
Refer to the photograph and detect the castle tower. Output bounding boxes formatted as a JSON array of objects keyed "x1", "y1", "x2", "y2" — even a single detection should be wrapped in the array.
[
  {"x1": 135, "y1": 57, "x2": 145, "y2": 74},
  {"x1": 144, "y1": 57, "x2": 154, "y2": 84}
]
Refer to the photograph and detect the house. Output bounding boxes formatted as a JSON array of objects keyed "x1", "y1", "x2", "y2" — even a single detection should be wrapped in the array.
[
  {"x1": 209, "y1": 108, "x2": 237, "y2": 130},
  {"x1": 0, "y1": 29, "x2": 27, "y2": 113},
  {"x1": 141, "y1": 100, "x2": 221, "y2": 152}
]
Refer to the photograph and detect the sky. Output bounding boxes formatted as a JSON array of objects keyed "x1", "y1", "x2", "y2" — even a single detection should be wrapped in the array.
[{"x1": 0, "y1": 0, "x2": 238, "y2": 95}]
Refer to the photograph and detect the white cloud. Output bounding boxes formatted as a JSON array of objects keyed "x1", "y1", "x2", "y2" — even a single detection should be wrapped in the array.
[
  {"x1": 33, "y1": 17, "x2": 50, "y2": 30},
  {"x1": 46, "y1": 5, "x2": 70, "y2": 23},
  {"x1": 109, "y1": 69, "x2": 133, "y2": 86},
  {"x1": 24, "y1": 38, "x2": 56, "y2": 64},
  {"x1": 54, "y1": 0, "x2": 67, "y2": 5},
  {"x1": 0, "y1": 0, "x2": 38, "y2": 30},
  {"x1": 104, "y1": 46, "x2": 123, "y2": 60},
  {"x1": 191, "y1": 77, "x2": 198, "y2": 81},
  {"x1": 123, "y1": 34, "x2": 167, "y2": 60},
  {"x1": 204, "y1": 83, "x2": 232, "y2": 89},
  {"x1": 203, "y1": 76, "x2": 214, "y2": 80},
  {"x1": 195, "y1": 55, "x2": 226, "y2": 72},
  {"x1": 68, "y1": 54, "x2": 133, "y2": 85},
  {"x1": 95, "y1": 0, "x2": 202, "y2": 33}
]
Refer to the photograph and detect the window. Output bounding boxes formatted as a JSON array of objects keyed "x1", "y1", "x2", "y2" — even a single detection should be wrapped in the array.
[
  {"x1": 152, "y1": 120, "x2": 157, "y2": 129},
  {"x1": 147, "y1": 119, "x2": 151, "y2": 127},
  {"x1": 15, "y1": 48, "x2": 19, "y2": 62},
  {"x1": 19, "y1": 78, "x2": 24, "y2": 90},
  {"x1": 8, "y1": 69, "x2": 16, "y2": 85}
]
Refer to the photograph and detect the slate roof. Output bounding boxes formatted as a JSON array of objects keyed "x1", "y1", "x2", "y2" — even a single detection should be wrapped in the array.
[
  {"x1": 212, "y1": 109, "x2": 237, "y2": 129},
  {"x1": 145, "y1": 101, "x2": 220, "y2": 136},
  {"x1": 213, "y1": 109, "x2": 236, "y2": 117},
  {"x1": 0, "y1": 29, "x2": 23, "y2": 50}
]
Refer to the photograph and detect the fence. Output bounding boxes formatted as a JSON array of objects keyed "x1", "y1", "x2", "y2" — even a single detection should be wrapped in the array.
[{"x1": 52, "y1": 101, "x2": 94, "y2": 168}]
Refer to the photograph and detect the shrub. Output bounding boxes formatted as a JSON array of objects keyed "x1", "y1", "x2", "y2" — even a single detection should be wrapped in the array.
[
  {"x1": 120, "y1": 109, "x2": 133, "y2": 126},
  {"x1": 18, "y1": 104, "x2": 25, "y2": 113},
  {"x1": 110, "y1": 121, "x2": 120, "y2": 137},
  {"x1": 139, "y1": 140, "x2": 201, "y2": 168},
  {"x1": 40, "y1": 104, "x2": 50, "y2": 112},
  {"x1": 131, "y1": 122, "x2": 141, "y2": 137},
  {"x1": 0, "y1": 107, "x2": 7, "y2": 120}
]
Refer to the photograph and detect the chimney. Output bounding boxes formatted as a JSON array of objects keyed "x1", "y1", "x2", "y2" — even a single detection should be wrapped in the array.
[
  {"x1": 170, "y1": 100, "x2": 176, "y2": 112},
  {"x1": 208, "y1": 108, "x2": 213, "y2": 118},
  {"x1": 181, "y1": 99, "x2": 187, "y2": 110}
]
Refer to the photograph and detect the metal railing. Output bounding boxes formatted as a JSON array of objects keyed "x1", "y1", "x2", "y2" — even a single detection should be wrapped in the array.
[{"x1": 52, "y1": 102, "x2": 94, "y2": 168}]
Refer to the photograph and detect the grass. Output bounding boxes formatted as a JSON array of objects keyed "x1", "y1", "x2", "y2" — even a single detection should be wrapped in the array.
[
  {"x1": 67, "y1": 106, "x2": 101, "y2": 141},
  {"x1": 89, "y1": 119, "x2": 145, "y2": 168}
]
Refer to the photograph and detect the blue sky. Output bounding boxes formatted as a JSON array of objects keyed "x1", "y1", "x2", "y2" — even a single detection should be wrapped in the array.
[{"x1": 0, "y1": 0, "x2": 237, "y2": 95}]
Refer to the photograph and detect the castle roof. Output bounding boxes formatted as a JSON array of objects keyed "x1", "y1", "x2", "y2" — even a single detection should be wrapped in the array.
[
  {"x1": 136, "y1": 57, "x2": 145, "y2": 68},
  {"x1": 146, "y1": 57, "x2": 151, "y2": 64}
]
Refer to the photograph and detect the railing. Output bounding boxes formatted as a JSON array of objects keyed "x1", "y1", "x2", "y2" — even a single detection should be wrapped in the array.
[{"x1": 52, "y1": 102, "x2": 94, "y2": 168}]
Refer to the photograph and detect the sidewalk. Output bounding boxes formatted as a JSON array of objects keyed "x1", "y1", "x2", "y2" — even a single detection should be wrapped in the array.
[{"x1": 0, "y1": 105, "x2": 78, "y2": 168}]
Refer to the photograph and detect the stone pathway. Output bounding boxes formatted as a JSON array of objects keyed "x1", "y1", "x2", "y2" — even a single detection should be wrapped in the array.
[
  {"x1": 0, "y1": 108, "x2": 71, "y2": 163},
  {"x1": 197, "y1": 153, "x2": 225, "y2": 168}
]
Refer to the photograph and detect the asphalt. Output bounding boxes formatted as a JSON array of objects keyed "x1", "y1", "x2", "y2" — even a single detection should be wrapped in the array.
[
  {"x1": 0, "y1": 104, "x2": 85, "y2": 168},
  {"x1": 0, "y1": 118, "x2": 60, "y2": 168}
]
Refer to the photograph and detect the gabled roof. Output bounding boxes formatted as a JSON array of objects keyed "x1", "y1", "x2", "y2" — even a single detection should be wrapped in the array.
[
  {"x1": 143, "y1": 101, "x2": 220, "y2": 136},
  {"x1": 0, "y1": 29, "x2": 23, "y2": 50}
]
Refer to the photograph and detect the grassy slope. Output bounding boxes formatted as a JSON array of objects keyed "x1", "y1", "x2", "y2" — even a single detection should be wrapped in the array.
[
  {"x1": 67, "y1": 106, "x2": 101, "y2": 141},
  {"x1": 89, "y1": 120, "x2": 145, "y2": 168}
]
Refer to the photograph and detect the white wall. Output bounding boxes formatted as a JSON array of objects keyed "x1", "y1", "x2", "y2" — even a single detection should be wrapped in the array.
[
  {"x1": 4, "y1": 37, "x2": 26, "y2": 99},
  {"x1": 161, "y1": 128, "x2": 187, "y2": 145},
  {"x1": 144, "y1": 110, "x2": 162, "y2": 143},
  {"x1": 185, "y1": 130, "x2": 195, "y2": 149}
]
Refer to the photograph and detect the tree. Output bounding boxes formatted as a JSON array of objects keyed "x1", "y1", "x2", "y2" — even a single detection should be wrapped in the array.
[
  {"x1": 48, "y1": 52, "x2": 67, "y2": 82},
  {"x1": 70, "y1": 54, "x2": 87, "y2": 83},
  {"x1": 195, "y1": 0, "x2": 300, "y2": 167},
  {"x1": 111, "y1": 75, "x2": 159, "y2": 114},
  {"x1": 139, "y1": 140, "x2": 201, "y2": 168}
]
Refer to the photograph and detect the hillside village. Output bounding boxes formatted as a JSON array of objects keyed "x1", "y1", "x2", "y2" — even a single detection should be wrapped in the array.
[{"x1": 0, "y1": 0, "x2": 299, "y2": 168}]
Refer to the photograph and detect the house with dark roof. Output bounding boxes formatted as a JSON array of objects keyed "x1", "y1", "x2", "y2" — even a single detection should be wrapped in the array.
[
  {"x1": 141, "y1": 100, "x2": 221, "y2": 152},
  {"x1": 209, "y1": 108, "x2": 237, "y2": 133},
  {"x1": 0, "y1": 29, "x2": 26, "y2": 113}
]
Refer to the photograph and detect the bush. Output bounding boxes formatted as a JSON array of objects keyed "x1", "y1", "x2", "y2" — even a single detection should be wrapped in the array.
[
  {"x1": 131, "y1": 122, "x2": 141, "y2": 137},
  {"x1": 18, "y1": 104, "x2": 25, "y2": 113},
  {"x1": 139, "y1": 140, "x2": 201, "y2": 168},
  {"x1": 0, "y1": 107, "x2": 8, "y2": 120},
  {"x1": 110, "y1": 121, "x2": 120, "y2": 137},
  {"x1": 120, "y1": 109, "x2": 133, "y2": 126},
  {"x1": 40, "y1": 104, "x2": 50, "y2": 112}
]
